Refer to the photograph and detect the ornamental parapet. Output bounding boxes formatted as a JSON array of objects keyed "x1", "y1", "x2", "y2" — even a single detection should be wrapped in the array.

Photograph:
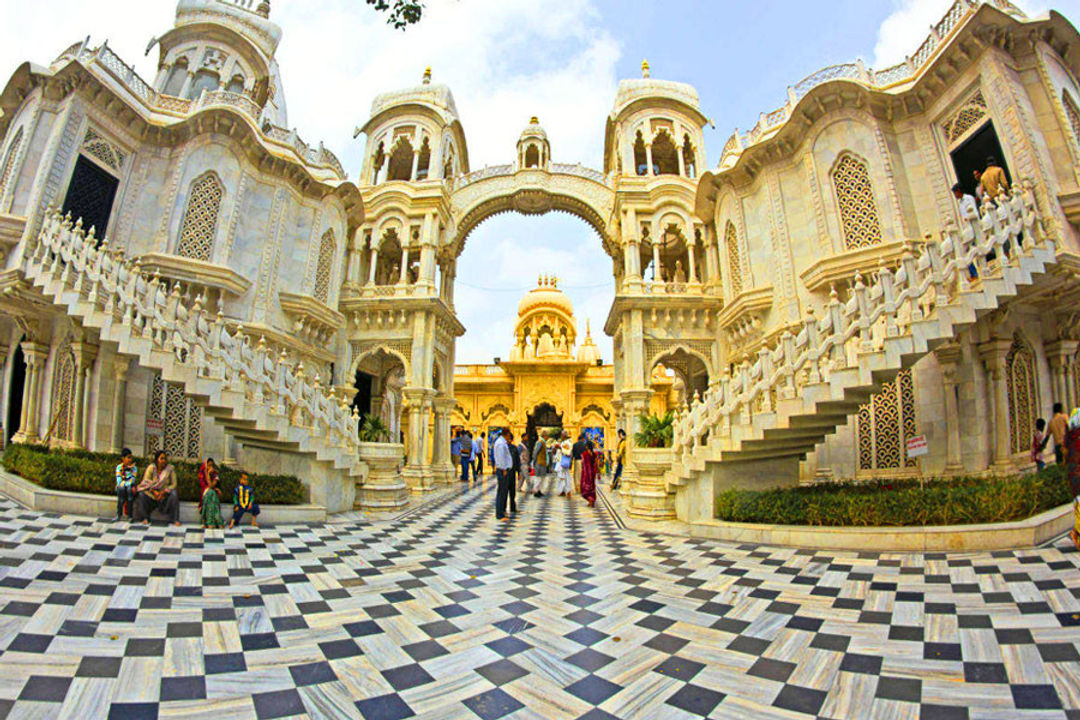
[{"x1": 717, "y1": 0, "x2": 1027, "y2": 170}]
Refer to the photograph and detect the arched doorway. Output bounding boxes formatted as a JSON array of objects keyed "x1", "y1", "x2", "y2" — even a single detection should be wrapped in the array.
[
  {"x1": 352, "y1": 347, "x2": 408, "y2": 444},
  {"x1": 5, "y1": 337, "x2": 25, "y2": 444},
  {"x1": 526, "y1": 402, "x2": 563, "y2": 444},
  {"x1": 651, "y1": 346, "x2": 709, "y2": 403}
]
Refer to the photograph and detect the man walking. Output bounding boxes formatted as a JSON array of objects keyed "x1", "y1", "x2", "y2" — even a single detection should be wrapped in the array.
[
  {"x1": 1050, "y1": 402, "x2": 1069, "y2": 466},
  {"x1": 517, "y1": 436, "x2": 531, "y2": 494},
  {"x1": 980, "y1": 156, "x2": 1010, "y2": 200},
  {"x1": 532, "y1": 432, "x2": 548, "y2": 497},
  {"x1": 508, "y1": 431, "x2": 521, "y2": 515},
  {"x1": 459, "y1": 431, "x2": 473, "y2": 482},
  {"x1": 473, "y1": 431, "x2": 485, "y2": 479},
  {"x1": 493, "y1": 428, "x2": 514, "y2": 522},
  {"x1": 571, "y1": 432, "x2": 587, "y2": 494}
]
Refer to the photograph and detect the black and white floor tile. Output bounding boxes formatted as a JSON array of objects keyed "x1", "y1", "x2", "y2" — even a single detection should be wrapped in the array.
[{"x1": 0, "y1": 475, "x2": 1078, "y2": 719}]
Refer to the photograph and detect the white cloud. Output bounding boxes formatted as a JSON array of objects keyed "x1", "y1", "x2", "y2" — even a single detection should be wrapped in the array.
[
  {"x1": 872, "y1": 0, "x2": 1050, "y2": 67},
  {"x1": 0, "y1": 0, "x2": 621, "y2": 367}
]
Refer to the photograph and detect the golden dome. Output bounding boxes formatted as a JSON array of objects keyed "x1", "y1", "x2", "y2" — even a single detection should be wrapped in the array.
[
  {"x1": 577, "y1": 320, "x2": 601, "y2": 364},
  {"x1": 517, "y1": 275, "x2": 574, "y2": 318}
]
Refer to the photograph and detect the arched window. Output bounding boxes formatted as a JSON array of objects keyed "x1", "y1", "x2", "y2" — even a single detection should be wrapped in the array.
[
  {"x1": 524, "y1": 144, "x2": 540, "y2": 168},
  {"x1": 442, "y1": 144, "x2": 455, "y2": 179},
  {"x1": 163, "y1": 58, "x2": 188, "y2": 96},
  {"x1": 415, "y1": 136, "x2": 431, "y2": 180},
  {"x1": 831, "y1": 153, "x2": 883, "y2": 250},
  {"x1": 1006, "y1": 334, "x2": 1038, "y2": 455},
  {"x1": 175, "y1": 172, "x2": 224, "y2": 262},
  {"x1": 1062, "y1": 89, "x2": 1080, "y2": 152},
  {"x1": 225, "y1": 74, "x2": 245, "y2": 94},
  {"x1": 652, "y1": 131, "x2": 678, "y2": 175},
  {"x1": 313, "y1": 229, "x2": 336, "y2": 303},
  {"x1": 633, "y1": 131, "x2": 647, "y2": 176},
  {"x1": 857, "y1": 369, "x2": 918, "y2": 473},
  {"x1": 387, "y1": 137, "x2": 414, "y2": 181},
  {"x1": 188, "y1": 69, "x2": 219, "y2": 99},
  {"x1": 52, "y1": 337, "x2": 78, "y2": 443},
  {"x1": 724, "y1": 220, "x2": 743, "y2": 297},
  {"x1": 682, "y1": 135, "x2": 697, "y2": 178},
  {"x1": 0, "y1": 126, "x2": 24, "y2": 204}
]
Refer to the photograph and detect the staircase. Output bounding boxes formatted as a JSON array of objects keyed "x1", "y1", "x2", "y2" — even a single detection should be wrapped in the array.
[
  {"x1": 21, "y1": 209, "x2": 364, "y2": 511},
  {"x1": 666, "y1": 179, "x2": 1058, "y2": 500}
]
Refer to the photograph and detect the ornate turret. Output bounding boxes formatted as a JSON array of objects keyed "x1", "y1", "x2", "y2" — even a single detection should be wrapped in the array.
[
  {"x1": 153, "y1": 0, "x2": 287, "y2": 125},
  {"x1": 359, "y1": 66, "x2": 469, "y2": 184},
  {"x1": 603, "y1": 60, "x2": 708, "y2": 179},
  {"x1": 512, "y1": 275, "x2": 577, "y2": 361},
  {"x1": 516, "y1": 116, "x2": 550, "y2": 170}
]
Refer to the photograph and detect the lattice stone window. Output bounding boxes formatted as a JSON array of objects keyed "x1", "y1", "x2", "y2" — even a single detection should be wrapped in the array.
[
  {"x1": 145, "y1": 372, "x2": 202, "y2": 461},
  {"x1": 0, "y1": 126, "x2": 24, "y2": 203},
  {"x1": 832, "y1": 153, "x2": 883, "y2": 251},
  {"x1": 52, "y1": 338, "x2": 78, "y2": 443},
  {"x1": 1006, "y1": 334, "x2": 1037, "y2": 455},
  {"x1": 942, "y1": 90, "x2": 988, "y2": 145},
  {"x1": 313, "y1": 228, "x2": 336, "y2": 303},
  {"x1": 81, "y1": 128, "x2": 125, "y2": 173},
  {"x1": 1062, "y1": 90, "x2": 1080, "y2": 153},
  {"x1": 857, "y1": 369, "x2": 918, "y2": 473},
  {"x1": 724, "y1": 220, "x2": 743, "y2": 297},
  {"x1": 175, "y1": 172, "x2": 224, "y2": 262}
]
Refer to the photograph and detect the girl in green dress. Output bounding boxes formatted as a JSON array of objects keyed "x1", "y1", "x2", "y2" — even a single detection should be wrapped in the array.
[{"x1": 200, "y1": 472, "x2": 224, "y2": 528}]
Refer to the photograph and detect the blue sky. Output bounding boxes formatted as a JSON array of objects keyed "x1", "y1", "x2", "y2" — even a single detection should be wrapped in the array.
[{"x1": 2, "y1": 0, "x2": 1078, "y2": 363}]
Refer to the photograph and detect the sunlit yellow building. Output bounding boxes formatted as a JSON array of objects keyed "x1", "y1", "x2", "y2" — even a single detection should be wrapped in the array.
[{"x1": 449, "y1": 276, "x2": 676, "y2": 449}]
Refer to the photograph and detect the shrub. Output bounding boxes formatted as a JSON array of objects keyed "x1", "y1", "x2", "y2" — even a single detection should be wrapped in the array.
[
  {"x1": 2, "y1": 444, "x2": 306, "y2": 505},
  {"x1": 635, "y1": 411, "x2": 674, "y2": 448},
  {"x1": 715, "y1": 466, "x2": 1070, "y2": 527}
]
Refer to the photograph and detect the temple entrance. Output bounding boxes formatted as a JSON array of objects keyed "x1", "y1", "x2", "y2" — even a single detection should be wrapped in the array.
[
  {"x1": 352, "y1": 348, "x2": 407, "y2": 444},
  {"x1": 950, "y1": 121, "x2": 1010, "y2": 198},
  {"x1": 526, "y1": 402, "x2": 563, "y2": 444},
  {"x1": 5, "y1": 338, "x2": 25, "y2": 444}
]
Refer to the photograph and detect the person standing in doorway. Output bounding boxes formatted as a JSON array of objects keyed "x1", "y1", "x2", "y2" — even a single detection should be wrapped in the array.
[
  {"x1": 980, "y1": 156, "x2": 1010, "y2": 200},
  {"x1": 611, "y1": 429, "x2": 626, "y2": 491},
  {"x1": 493, "y1": 428, "x2": 514, "y2": 522},
  {"x1": 1049, "y1": 403, "x2": 1069, "y2": 466}
]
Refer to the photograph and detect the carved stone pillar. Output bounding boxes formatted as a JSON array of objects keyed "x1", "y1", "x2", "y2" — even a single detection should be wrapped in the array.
[
  {"x1": 15, "y1": 341, "x2": 48, "y2": 444},
  {"x1": 367, "y1": 243, "x2": 379, "y2": 285},
  {"x1": 645, "y1": 143, "x2": 654, "y2": 176},
  {"x1": 676, "y1": 143, "x2": 686, "y2": 177},
  {"x1": 398, "y1": 247, "x2": 409, "y2": 285},
  {"x1": 402, "y1": 387, "x2": 436, "y2": 492},
  {"x1": 347, "y1": 230, "x2": 363, "y2": 284},
  {"x1": 980, "y1": 339, "x2": 1014, "y2": 472},
  {"x1": 432, "y1": 396, "x2": 456, "y2": 483},
  {"x1": 937, "y1": 345, "x2": 964, "y2": 473},
  {"x1": 686, "y1": 239, "x2": 698, "y2": 285},
  {"x1": 110, "y1": 357, "x2": 130, "y2": 453},
  {"x1": 71, "y1": 341, "x2": 99, "y2": 449},
  {"x1": 651, "y1": 241, "x2": 662, "y2": 284},
  {"x1": 410, "y1": 149, "x2": 421, "y2": 182},
  {"x1": 1045, "y1": 340, "x2": 1078, "y2": 411},
  {"x1": 418, "y1": 213, "x2": 437, "y2": 293}
]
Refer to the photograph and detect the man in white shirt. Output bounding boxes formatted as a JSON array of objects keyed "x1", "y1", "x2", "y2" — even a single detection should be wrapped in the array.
[
  {"x1": 493, "y1": 428, "x2": 514, "y2": 521},
  {"x1": 953, "y1": 182, "x2": 980, "y2": 280}
]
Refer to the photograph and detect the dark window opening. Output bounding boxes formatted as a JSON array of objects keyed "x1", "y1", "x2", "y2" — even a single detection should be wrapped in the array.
[
  {"x1": 61, "y1": 155, "x2": 119, "y2": 244},
  {"x1": 351, "y1": 369, "x2": 374, "y2": 436},
  {"x1": 5, "y1": 338, "x2": 25, "y2": 445},
  {"x1": 950, "y1": 121, "x2": 1010, "y2": 199}
]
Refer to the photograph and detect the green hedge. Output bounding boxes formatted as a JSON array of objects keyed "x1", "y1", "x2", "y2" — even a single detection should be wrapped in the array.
[
  {"x1": 2, "y1": 444, "x2": 307, "y2": 505},
  {"x1": 715, "y1": 467, "x2": 1071, "y2": 527}
]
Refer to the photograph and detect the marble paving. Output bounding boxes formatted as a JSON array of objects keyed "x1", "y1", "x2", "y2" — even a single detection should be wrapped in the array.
[{"x1": 0, "y1": 474, "x2": 1079, "y2": 719}]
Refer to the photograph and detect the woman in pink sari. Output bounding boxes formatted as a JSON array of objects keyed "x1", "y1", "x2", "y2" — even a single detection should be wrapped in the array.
[{"x1": 580, "y1": 440, "x2": 598, "y2": 507}]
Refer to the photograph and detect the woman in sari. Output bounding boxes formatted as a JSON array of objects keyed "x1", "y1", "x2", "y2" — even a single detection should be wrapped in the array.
[
  {"x1": 580, "y1": 440, "x2": 598, "y2": 507},
  {"x1": 200, "y1": 469, "x2": 224, "y2": 529},
  {"x1": 1065, "y1": 408, "x2": 1080, "y2": 549}
]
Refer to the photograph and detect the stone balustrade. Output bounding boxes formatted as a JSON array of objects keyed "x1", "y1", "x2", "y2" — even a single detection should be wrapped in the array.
[
  {"x1": 670, "y1": 179, "x2": 1051, "y2": 463},
  {"x1": 26, "y1": 209, "x2": 362, "y2": 459}
]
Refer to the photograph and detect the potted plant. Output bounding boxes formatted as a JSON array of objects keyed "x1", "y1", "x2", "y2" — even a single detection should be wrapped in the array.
[
  {"x1": 358, "y1": 414, "x2": 391, "y2": 443},
  {"x1": 356, "y1": 415, "x2": 407, "y2": 510},
  {"x1": 634, "y1": 411, "x2": 674, "y2": 448}
]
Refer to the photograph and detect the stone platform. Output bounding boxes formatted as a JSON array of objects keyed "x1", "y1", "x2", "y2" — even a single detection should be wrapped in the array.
[{"x1": 0, "y1": 473, "x2": 1077, "y2": 719}]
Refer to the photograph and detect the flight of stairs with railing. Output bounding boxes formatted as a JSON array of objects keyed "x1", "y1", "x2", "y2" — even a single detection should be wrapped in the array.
[
  {"x1": 665, "y1": 179, "x2": 1058, "y2": 495},
  {"x1": 20, "y1": 209, "x2": 364, "y2": 510}
]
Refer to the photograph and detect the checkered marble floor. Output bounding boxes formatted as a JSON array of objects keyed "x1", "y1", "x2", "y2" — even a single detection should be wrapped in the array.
[{"x1": 0, "y1": 476, "x2": 1079, "y2": 720}]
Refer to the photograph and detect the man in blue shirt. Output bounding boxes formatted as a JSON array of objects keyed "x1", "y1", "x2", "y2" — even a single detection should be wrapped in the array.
[
  {"x1": 458, "y1": 431, "x2": 473, "y2": 482},
  {"x1": 493, "y1": 428, "x2": 514, "y2": 521}
]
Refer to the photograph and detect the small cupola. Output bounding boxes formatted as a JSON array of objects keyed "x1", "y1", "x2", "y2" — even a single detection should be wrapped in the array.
[{"x1": 516, "y1": 116, "x2": 550, "y2": 171}]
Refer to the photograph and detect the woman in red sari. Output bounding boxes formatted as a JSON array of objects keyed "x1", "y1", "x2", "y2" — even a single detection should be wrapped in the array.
[{"x1": 580, "y1": 440, "x2": 598, "y2": 507}]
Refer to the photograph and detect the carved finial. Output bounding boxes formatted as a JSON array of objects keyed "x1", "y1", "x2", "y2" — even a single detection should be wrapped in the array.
[
  {"x1": 829, "y1": 283, "x2": 838, "y2": 301},
  {"x1": 256, "y1": 0, "x2": 270, "y2": 18},
  {"x1": 530, "y1": 115, "x2": 539, "y2": 124},
  {"x1": 422, "y1": 66, "x2": 432, "y2": 84},
  {"x1": 641, "y1": 59, "x2": 651, "y2": 78}
]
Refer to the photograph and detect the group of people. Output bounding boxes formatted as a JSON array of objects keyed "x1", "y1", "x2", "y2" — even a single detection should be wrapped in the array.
[
  {"x1": 453, "y1": 425, "x2": 627, "y2": 522},
  {"x1": 113, "y1": 448, "x2": 260, "y2": 529},
  {"x1": 1031, "y1": 403, "x2": 1080, "y2": 548},
  {"x1": 950, "y1": 155, "x2": 1013, "y2": 278}
]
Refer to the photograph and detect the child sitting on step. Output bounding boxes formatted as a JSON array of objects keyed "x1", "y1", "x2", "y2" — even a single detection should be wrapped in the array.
[{"x1": 228, "y1": 473, "x2": 260, "y2": 529}]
